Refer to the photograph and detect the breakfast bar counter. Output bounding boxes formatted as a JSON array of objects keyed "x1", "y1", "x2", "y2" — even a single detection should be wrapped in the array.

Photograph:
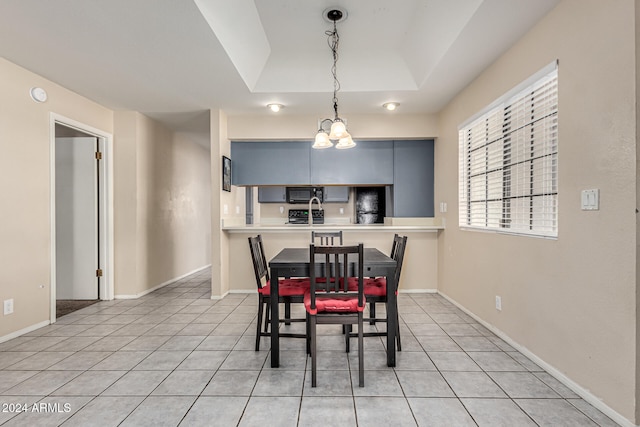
[
  {"x1": 222, "y1": 223, "x2": 444, "y2": 233},
  {"x1": 223, "y1": 219, "x2": 443, "y2": 295}
]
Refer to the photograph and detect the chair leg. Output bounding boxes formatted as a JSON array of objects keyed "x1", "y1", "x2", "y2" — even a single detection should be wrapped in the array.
[
  {"x1": 306, "y1": 313, "x2": 311, "y2": 355},
  {"x1": 396, "y1": 308, "x2": 402, "y2": 351},
  {"x1": 345, "y1": 325, "x2": 351, "y2": 353},
  {"x1": 255, "y1": 298, "x2": 264, "y2": 351},
  {"x1": 358, "y1": 316, "x2": 364, "y2": 387},
  {"x1": 310, "y1": 315, "x2": 317, "y2": 387},
  {"x1": 284, "y1": 302, "x2": 291, "y2": 325},
  {"x1": 369, "y1": 302, "x2": 376, "y2": 325},
  {"x1": 264, "y1": 303, "x2": 270, "y2": 334}
]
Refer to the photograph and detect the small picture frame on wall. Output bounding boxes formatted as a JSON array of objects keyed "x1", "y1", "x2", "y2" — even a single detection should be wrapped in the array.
[{"x1": 222, "y1": 156, "x2": 231, "y2": 192}]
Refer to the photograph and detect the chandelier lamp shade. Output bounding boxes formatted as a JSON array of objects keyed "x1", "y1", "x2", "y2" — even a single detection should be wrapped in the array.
[{"x1": 313, "y1": 8, "x2": 356, "y2": 150}]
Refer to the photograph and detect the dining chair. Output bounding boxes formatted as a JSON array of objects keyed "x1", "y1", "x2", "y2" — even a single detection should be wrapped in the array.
[
  {"x1": 311, "y1": 230, "x2": 343, "y2": 245},
  {"x1": 305, "y1": 243, "x2": 365, "y2": 387},
  {"x1": 248, "y1": 235, "x2": 308, "y2": 351},
  {"x1": 311, "y1": 231, "x2": 343, "y2": 286},
  {"x1": 349, "y1": 234, "x2": 407, "y2": 351}
]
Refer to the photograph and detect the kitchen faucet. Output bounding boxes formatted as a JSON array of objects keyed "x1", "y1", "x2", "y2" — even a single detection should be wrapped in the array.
[{"x1": 308, "y1": 196, "x2": 323, "y2": 225}]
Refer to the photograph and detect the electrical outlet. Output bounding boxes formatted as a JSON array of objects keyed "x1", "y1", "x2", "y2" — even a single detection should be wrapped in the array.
[
  {"x1": 4, "y1": 299, "x2": 14, "y2": 315},
  {"x1": 495, "y1": 296, "x2": 502, "y2": 311}
]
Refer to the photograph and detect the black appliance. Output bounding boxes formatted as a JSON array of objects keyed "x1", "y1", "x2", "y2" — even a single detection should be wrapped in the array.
[
  {"x1": 288, "y1": 209, "x2": 324, "y2": 224},
  {"x1": 355, "y1": 187, "x2": 385, "y2": 224},
  {"x1": 286, "y1": 187, "x2": 324, "y2": 204}
]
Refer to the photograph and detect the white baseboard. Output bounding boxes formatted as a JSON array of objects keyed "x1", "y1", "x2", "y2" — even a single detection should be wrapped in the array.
[
  {"x1": 210, "y1": 290, "x2": 230, "y2": 300},
  {"x1": 0, "y1": 320, "x2": 50, "y2": 344},
  {"x1": 115, "y1": 264, "x2": 211, "y2": 300},
  {"x1": 399, "y1": 288, "x2": 438, "y2": 294},
  {"x1": 438, "y1": 291, "x2": 636, "y2": 427}
]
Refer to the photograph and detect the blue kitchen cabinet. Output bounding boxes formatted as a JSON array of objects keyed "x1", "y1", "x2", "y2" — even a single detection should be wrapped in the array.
[
  {"x1": 392, "y1": 139, "x2": 434, "y2": 217},
  {"x1": 310, "y1": 140, "x2": 394, "y2": 185},
  {"x1": 323, "y1": 186, "x2": 350, "y2": 203},
  {"x1": 231, "y1": 141, "x2": 310, "y2": 185},
  {"x1": 257, "y1": 186, "x2": 287, "y2": 203}
]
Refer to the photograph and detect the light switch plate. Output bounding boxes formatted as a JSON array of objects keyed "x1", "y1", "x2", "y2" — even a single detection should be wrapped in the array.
[{"x1": 581, "y1": 189, "x2": 599, "y2": 211}]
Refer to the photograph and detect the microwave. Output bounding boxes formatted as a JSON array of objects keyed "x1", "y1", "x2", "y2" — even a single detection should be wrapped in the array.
[{"x1": 286, "y1": 187, "x2": 324, "y2": 204}]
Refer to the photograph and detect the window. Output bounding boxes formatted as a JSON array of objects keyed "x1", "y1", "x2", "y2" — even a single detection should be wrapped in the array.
[{"x1": 458, "y1": 62, "x2": 558, "y2": 238}]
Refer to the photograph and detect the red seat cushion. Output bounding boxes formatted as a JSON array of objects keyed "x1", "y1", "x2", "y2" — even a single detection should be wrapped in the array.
[
  {"x1": 315, "y1": 277, "x2": 330, "y2": 283},
  {"x1": 258, "y1": 278, "x2": 309, "y2": 296},
  {"x1": 347, "y1": 277, "x2": 387, "y2": 296},
  {"x1": 364, "y1": 278, "x2": 387, "y2": 296},
  {"x1": 304, "y1": 291, "x2": 364, "y2": 315}
]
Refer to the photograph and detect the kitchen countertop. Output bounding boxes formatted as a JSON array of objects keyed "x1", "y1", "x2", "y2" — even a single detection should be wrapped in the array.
[{"x1": 222, "y1": 221, "x2": 444, "y2": 233}]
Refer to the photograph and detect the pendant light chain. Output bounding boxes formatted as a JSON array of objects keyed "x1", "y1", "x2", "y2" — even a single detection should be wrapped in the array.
[
  {"x1": 312, "y1": 9, "x2": 355, "y2": 150},
  {"x1": 327, "y1": 21, "x2": 340, "y2": 120}
]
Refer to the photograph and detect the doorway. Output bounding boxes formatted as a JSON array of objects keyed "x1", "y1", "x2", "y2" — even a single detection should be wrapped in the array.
[{"x1": 51, "y1": 116, "x2": 113, "y2": 321}]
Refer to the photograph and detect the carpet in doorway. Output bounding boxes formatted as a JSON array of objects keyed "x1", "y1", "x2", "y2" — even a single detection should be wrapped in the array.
[{"x1": 56, "y1": 300, "x2": 99, "y2": 318}]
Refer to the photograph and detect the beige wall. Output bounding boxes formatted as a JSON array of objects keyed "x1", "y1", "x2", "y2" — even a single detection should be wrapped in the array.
[
  {"x1": 259, "y1": 199, "x2": 355, "y2": 224},
  {"x1": 636, "y1": 2, "x2": 640, "y2": 423},
  {"x1": 113, "y1": 111, "x2": 138, "y2": 295},
  {"x1": 227, "y1": 113, "x2": 438, "y2": 140},
  {"x1": 114, "y1": 112, "x2": 212, "y2": 297},
  {"x1": 0, "y1": 58, "x2": 113, "y2": 337},
  {"x1": 210, "y1": 110, "x2": 246, "y2": 297},
  {"x1": 436, "y1": 0, "x2": 637, "y2": 423}
]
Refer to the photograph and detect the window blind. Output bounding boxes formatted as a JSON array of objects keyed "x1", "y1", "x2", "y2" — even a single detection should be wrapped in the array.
[{"x1": 458, "y1": 63, "x2": 558, "y2": 238}]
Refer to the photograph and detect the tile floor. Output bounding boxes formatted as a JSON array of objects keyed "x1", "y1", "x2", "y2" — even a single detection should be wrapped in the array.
[{"x1": 0, "y1": 268, "x2": 620, "y2": 426}]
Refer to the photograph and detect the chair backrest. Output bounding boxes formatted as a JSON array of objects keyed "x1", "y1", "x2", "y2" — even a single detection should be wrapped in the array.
[
  {"x1": 390, "y1": 234, "x2": 408, "y2": 285},
  {"x1": 308, "y1": 243, "x2": 364, "y2": 311},
  {"x1": 248, "y1": 235, "x2": 269, "y2": 290},
  {"x1": 311, "y1": 230, "x2": 343, "y2": 245}
]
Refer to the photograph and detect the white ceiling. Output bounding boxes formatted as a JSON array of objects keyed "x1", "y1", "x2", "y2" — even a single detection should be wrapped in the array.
[{"x1": 0, "y1": 0, "x2": 559, "y2": 134}]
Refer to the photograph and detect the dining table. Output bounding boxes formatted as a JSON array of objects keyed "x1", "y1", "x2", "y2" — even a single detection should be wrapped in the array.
[{"x1": 268, "y1": 246, "x2": 398, "y2": 368}]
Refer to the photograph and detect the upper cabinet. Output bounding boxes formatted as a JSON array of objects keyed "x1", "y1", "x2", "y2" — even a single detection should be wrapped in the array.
[
  {"x1": 258, "y1": 185, "x2": 349, "y2": 203},
  {"x1": 392, "y1": 140, "x2": 434, "y2": 217},
  {"x1": 310, "y1": 141, "x2": 394, "y2": 185},
  {"x1": 231, "y1": 140, "x2": 394, "y2": 186},
  {"x1": 231, "y1": 140, "x2": 434, "y2": 217},
  {"x1": 257, "y1": 186, "x2": 286, "y2": 203},
  {"x1": 323, "y1": 186, "x2": 350, "y2": 203},
  {"x1": 231, "y1": 141, "x2": 310, "y2": 185}
]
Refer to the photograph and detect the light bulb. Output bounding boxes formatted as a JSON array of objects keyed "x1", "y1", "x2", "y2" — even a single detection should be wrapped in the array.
[
  {"x1": 335, "y1": 134, "x2": 356, "y2": 149},
  {"x1": 329, "y1": 119, "x2": 347, "y2": 139},
  {"x1": 312, "y1": 131, "x2": 333, "y2": 149}
]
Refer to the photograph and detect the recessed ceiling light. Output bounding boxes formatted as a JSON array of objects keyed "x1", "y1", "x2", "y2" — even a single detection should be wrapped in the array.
[
  {"x1": 267, "y1": 103, "x2": 283, "y2": 112},
  {"x1": 383, "y1": 102, "x2": 399, "y2": 111}
]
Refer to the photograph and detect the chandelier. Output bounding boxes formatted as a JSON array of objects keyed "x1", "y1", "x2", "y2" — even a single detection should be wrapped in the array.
[{"x1": 313, "y1": 8, "x2": 356, "y2": 150}]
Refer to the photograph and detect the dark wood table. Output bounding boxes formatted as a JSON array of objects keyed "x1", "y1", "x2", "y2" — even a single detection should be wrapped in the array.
[{"x1": 268, "y1": 247, "x2": 397, "y2": 367}]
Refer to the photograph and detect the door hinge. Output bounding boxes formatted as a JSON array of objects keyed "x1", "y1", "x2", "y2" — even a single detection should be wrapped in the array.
[
  {"x1": 96, "y1": 269, "x2": 103, "y2": 277},
  {"x1": 95, "y1": 151, "x2": 102, "y2": 160}
]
